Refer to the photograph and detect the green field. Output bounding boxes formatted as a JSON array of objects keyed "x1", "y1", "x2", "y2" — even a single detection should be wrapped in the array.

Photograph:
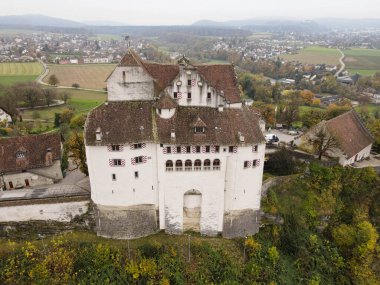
[
  {"x1": 0, "y1": 62, "x2": 44, "y2": 86},
  {"x1": 22, "y1": 89, "x2": 106, "y2": 122},
  {"x1": 44, "y1": 64, "x2": 116, "y2": 90},
  {"x1": 343, "y1": 48, "x2": 380, "y2": 76},
  {"x1": 281, "y1": 46, "x2": 341, "y2": 65}
]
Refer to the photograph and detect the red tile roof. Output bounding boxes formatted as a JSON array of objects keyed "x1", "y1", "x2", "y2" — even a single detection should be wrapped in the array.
[
  {"x1": 0, "y1": 133, "x2": 61, "y2": 173},
  {"x1": 155, "y1": 93, "x2": 178, "y2": 109},
  {"x1": 85, "y1": 102, "x2": 265, "y2": 146},
  {"x1": 196, "y1": 64, "x2": 241, "y2": 103},
  {"x1": 326, "y1": 110, "x2": 374, "y2": 158}
]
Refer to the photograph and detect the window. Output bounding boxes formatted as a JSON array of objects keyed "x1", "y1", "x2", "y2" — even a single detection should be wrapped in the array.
[
  {"x1": 244, "y1": 161, "x2": 249, "y2": 168},
  {"x1": 112, "y1": 174, "x2": 116, "y2": 181},
  {"x1": 229, "y1": 146, "x2": 235, "y2": 153},
  {"x1": 133, "y1": 143, "x2": 142, "y2": 149},
  {"x1": 16, "y1": 151, "x2": 25, "y2": 159},
  {"x1": 214, "y1": 145, "x2": 220, "y2": 153},
  {"x1": 111, "y1": 145, "x2": 121, "y2": 151},
  {"x1": 204, "y1": 159, "x2": 211, "y2": 170},
  {"x1": 166, "y1": 160, "x2": 173, "y2": 171},
  {"x1": 205, "y1": 145, "x2": 210, "y2": 153},
  {"x1": 122, "y1": 71, "x2": 126, "y2": 82},
  {"x1": 194, "y1": 159, "x2": 202, "y2": 171},
  {"x1": 134, "y1": 156, "x2": 143, "y2": 164},
  {"x1": 207, "y1": 92, "x2": 212, "y2": 100},
  {"x1": 174, "y1": 92, "x2": 178, "y2": 99},
  {"x1": 196, "y1": 146, "x2": 201, "y2": 153},
  {"x1": 194, "y1": 127, "x2": 205, "y2": 133},
  {"x1": 213, "y1": 159, "x2": 221, "y2": 170},
  {"x1": 187, "y1": 92, "x2": 192, "y2": 99},
  {"x1": 112, "y1": 159, "x2": 123, "y2": 166},
  {"x1": 176, "y1": 146, "x2": 181, "y2": 154},
  {"x1": 252, "y1": 159, "x2": 260, "y2": 167},
  {"x1": 253, "y1": 145, "x2": 258, "y2": 152},
  {"x1": 158, "y1": 109, "x2": 162, "y2": 115},
  {"x1": 166, "y1": 146, "x2": 171, "y2": 154},
  {"x1": 186, "y1": 146, "x2": 191, "y2": 153},
  {"x1": 175, "y1": 160, "x2": 183, "y2": 171},
  {"x1": 185, "y1": 160, "x2": 192, "y2": 171},
  {"x1": 135, "y1": 171, "x2": 139, "y2": 178},
  {"x1": 187, "y1": 79, "x2": 192, "y2": 86}
]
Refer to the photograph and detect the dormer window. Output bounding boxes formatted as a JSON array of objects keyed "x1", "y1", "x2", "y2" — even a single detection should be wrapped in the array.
[
  {"x1": 194, "y1": 127, "x2": 205, "y2": 133},
  {"x1": 207, "y1": 92, "x2": 212, "y2": 100},
  {"x1": 16, "y1": 151, "x2": 25, "y2": 159},
  {"x1": 174, "y1": 92, "x2": 178, "y2": 99},
  {"x1": 96, "y1": 128, "x2": 102, "y2": 141}
]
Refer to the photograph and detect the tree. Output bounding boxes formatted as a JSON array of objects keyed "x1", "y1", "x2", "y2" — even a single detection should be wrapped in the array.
[
  {"x1": 281, "y1": 104, "x2": 299, "y2": 127},
  {"x1": 60, "y1": 91, "x2": 71, "y2": 104},
  {"x1": 67, "y1": 132, "x2": 88, "y2": 175},
  {"x1": 48, "y1": 74, "x2": 59, "y2": 86},
  {"x1": 22, "y1": 83, "x2": 42, "y2": 108},
  {"x1": 42, "y1": 88, "x2": 56, "y2": 107},
  {"x1": 304, "y1": 122, "x2": 339, "y2": 160}
]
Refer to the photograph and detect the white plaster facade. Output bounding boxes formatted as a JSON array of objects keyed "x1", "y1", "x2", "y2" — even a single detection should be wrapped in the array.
[
  {"x1": 337, "y1": 144, "x2": 372, "y2": 166},
  {"x1": 85, "y1": 51, "x2": 266, "y2": 238},
  {"x1": 0, "y1": 108, "x2": 12, "y2": 124}
]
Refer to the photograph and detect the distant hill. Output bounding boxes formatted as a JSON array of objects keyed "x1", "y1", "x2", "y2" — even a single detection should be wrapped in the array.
[
  {"x1": 193, "y1": 19, "x2": 326, "y2": 33},
  {"x1": 315, "y1": 18, "x2": 380, "y2": 30},
  {"x1": 82, "y1": 20, "x2": 127, "y2": 26},
  {"x1": 0, "y1": 14, "x2": 85, "y2": 28}
]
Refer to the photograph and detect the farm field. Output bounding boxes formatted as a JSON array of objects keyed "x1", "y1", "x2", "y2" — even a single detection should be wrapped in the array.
[
  {"x1": 0, "y1": 62, "x2": 44, "y2": 86},
  {"x1": 343, "y1": 48, "x2": 380, "y2": 76},
  {"x1": 43, "y1": 64, "x2": 116, "y2": 90},
  {"x1": 281, "y1": 46, "x2": 341, "y2": 66}
]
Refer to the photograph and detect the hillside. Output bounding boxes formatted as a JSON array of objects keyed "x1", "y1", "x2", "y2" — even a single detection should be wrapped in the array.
[{"x1": 0, "y1": 14, "x2": 85, "y2": 28}]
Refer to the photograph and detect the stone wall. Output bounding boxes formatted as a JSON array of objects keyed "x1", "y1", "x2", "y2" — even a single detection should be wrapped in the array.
[
  {"x1": 222, "y1": 209, "x2": 261, "y2": 238},
  {"x1": 95, "y1": 204, "x2": 158, "y2": 239}
]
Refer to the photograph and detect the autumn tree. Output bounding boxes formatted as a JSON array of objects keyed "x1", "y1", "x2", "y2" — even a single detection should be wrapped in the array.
[
  {"x1": 67, "y1": 132, "x2": 88, "y2": 175},
  {"x1": 21, "y1": 83, "x2": 42, "y2": 108},
  {"x1": 42, "y1": 88, "x2": 57, "y2": 107},
  {"x1": 60, "y1": 91, "x2": 71, "y2": 104},
  {"x1": 304, "y1": 122, "x2": 339, "y2": 160},
  {"x1": 48, "y1": 74, "x2": 59, "y2": 86}
]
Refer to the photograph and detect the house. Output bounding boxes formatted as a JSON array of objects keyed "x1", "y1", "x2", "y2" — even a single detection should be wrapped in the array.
[
  {"x1": 85, "y1": 50, "x2": 266, "y2": 239},
  {"x1": 0, "y1": 133, "x2": 63, "y2": 190},
  {"x1": 0, "y1": 108, "x2": 12, "y2": 125},
  {"x1": 306, "y1": 110, "x2": 374, "y2": 166}
]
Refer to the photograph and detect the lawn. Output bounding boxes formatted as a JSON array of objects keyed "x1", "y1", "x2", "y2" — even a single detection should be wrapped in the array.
[
  {"x1": 0, "y1": 75, "x2": 39, "y2": 86},
  {"x1": 343, "y1": 48, "x2": 380, "y2": 76},
  {"x1": 299, "y1": 105, "x2": 326, "y2": 116},
  {"x1": 43, "y1": 64, "x2": 116, "y2": 90},
  {"x1": 355, "y1": 103, "x2": 380, "y2": 117},
  {"x1": 21, "y1": 89, "x2": 106, "y2": 122},
  {"x1": 281, "y1": 46, "x2": 341, "y2": 66}
]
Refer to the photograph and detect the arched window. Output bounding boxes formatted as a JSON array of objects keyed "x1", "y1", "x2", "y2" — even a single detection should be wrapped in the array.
[
  {"x1": 175, "y1": 160, "x2": 183, "y2": 171},
  {"x1": 194, "y1": 159, "x2": 202, "y2": 171},
  {"x1": 166, "y1": 160, "x2": 173, "y2": 172},
  {"x1": 185, "y1": 160, "x2": 192, "y2": 171},
  {"x1": 213, "y1": 159, "x2": 221, "y2": 170},
  {"x1": 204, "y1": 159, "x2": 211, "y2": 171}
]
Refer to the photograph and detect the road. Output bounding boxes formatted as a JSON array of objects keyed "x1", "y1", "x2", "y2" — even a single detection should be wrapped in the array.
[{"x1": 334, "y1": 49, "x2": 345, "y2": 77}]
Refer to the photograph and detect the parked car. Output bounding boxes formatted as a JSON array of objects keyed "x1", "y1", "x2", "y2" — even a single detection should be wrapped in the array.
[{"x1": 265, "y1": 134, "x2": 279, "y2": 143}]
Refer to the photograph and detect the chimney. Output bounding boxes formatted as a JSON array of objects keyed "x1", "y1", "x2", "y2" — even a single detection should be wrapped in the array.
[{"x1": 218, "y1": 104, "x2": 224, "y2": 112}]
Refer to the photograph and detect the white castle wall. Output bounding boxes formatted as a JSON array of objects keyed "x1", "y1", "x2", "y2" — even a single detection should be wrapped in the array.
[
  {"x1": 107, "y1": 66, "x2": 155, "y2": 101},
  {"x1": 86, "y1": 143, "x2": 159, "y2": 207},
  {"x1": 0, "y1": 201, "x2": 89, "y2": 222},
  {"x1": 165, "y1": 69, "x2": 224, "y2": 108}
]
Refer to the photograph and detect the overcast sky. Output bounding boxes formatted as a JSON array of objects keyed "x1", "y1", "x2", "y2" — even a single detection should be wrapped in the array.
[{"x1": 0, "y1": 0, "x2": 379, "y2": 25}]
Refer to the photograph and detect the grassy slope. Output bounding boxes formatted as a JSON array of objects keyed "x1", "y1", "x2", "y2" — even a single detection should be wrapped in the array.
[
  {"x1": 281, "y1": 46, "x2": 341, "y2": 65},
  {"x1": 22, "y1": 89, "x2": 106, "y2": 121},
  {"x1": 44, "y1": 64, "x2": 116, "y2": 90}
]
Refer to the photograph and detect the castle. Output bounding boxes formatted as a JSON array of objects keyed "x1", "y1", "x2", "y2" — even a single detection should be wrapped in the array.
[{"x1": 85, "y1": 50, "x2": 266, "y2": 239}]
